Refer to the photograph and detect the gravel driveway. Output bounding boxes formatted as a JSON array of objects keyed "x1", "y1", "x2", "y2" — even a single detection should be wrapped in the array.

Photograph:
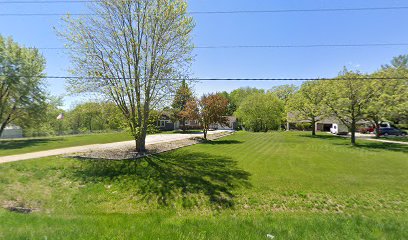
[{"x1": 0, "y1": 130, "x2": 233, "y2": 164}]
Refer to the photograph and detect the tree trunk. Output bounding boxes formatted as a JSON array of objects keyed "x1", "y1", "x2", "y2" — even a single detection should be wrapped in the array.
[
  {"x1": 351, "y1": 119, "x2": 356, "y2": 146},
  {"x1": 0, "y1": 113, "x2": 12, "y2": 138},
  {"x1": 182, "y1": 118, "x2": 186, "y2": 132},
  {"x1": 375, "y1": 122, "x2": 380, "y2": 138},
  {"x1": 311, "y1": 119, "x2": 316, "y2": 136},
  {"x1": 136, "y1": 133, "x2": 146, "y2": 153},
  {"x1": 203, "y1": 129, "x2": 207, "y2": 140},
  {"x1": 0, "y1": 121, "x2": 7, "y2": 137}
]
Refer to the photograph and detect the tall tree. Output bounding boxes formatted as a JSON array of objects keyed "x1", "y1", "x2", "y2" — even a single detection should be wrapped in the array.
[
  {"x1": 60, "y1": 0, "x2": 194, "y2": 152},
  {"x1": 218, "y1": 91, "x2": 236, "y2": 115},
  {"x1": 381, "y1": 54, "x2": 408, "y2": 70},
  {"x1": 364, "y1": 68, "x2": 408, "y2": 136},
  {"x1": 236, "y1": 92, "x2": 284, "y2": 132},
  {"x1": 172, "y1": 79, "x2": 193, "y2": 131},
  {"x1": 269, "y1": 84, "x2": 298, "y2": 130},
  {"x1": 182, "y1": 94, "x2": 229, "y2": 139},
  {"x1": 229, "y1": 87, "x2": 264, "y2": 110},
  {"x1": 0, "y1": 35, "x2": 47, "y2": 137},
  {"x1": 323, "y1": 69, "x2": 373, "y2": 145},
  {"x1": 287, "y1": 81, "x2": 325, "y2": 136}
]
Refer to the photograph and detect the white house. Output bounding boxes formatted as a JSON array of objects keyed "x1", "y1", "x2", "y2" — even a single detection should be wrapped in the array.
[{"x1": 0, "y1": 125, "x2": 23, "y2": 139}]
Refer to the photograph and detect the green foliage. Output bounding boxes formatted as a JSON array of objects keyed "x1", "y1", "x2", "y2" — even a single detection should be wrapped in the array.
[
  {"x1": 0, "y1": 35, "x2": 47, "y2": 136},
  {"x1": 322, "y1": 69, "x2": 374, "y2": 144},
  {"x1": 171, "y1": 80, "x2": 194, "y2": 130},
  {"x1": 287, "y1": 81, "x2": 325, "y2": 135},
  {"x1": 217, "y1": 91, "x2": 236, "y2": 115},
  {"x1": 59, "y1": 0, "x2": 194, "y2": 152},
  {"x1": 382, "y1": 54, "x2": 408, "y2": 70},
  {"x1": 229, "y1": 87, "x2": 264, "y2": 110},
  {"x1": 66, "y1": 102, "x2": 124, "y2": 134},
  {"x1": 269, "y1": 84, "x2": 298, "y2": 103},
  {"x1": 236, "y1": 92, "x2": 284, "y2": 132},
  {"x1": 363, "y1": 68, "x2": 408, "y2": 136}
]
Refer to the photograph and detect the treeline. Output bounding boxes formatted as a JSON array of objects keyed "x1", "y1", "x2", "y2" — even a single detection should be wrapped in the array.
[
  {"x1": 23, "y1": 100, "x2": 127, "y2": 137},
  {"x1": 220, "y1": 55, "x2": 408, "y2": 145}
]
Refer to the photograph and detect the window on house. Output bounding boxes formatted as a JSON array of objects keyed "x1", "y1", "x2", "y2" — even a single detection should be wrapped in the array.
[{"x1": 160, "y1": 120, "x2": 166, "y2": 127}]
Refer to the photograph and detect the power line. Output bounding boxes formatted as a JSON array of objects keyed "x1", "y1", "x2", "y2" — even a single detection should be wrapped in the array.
[
  {"x1": 0, "y1": 0, "x2": 96, "y2": 3},
  {"x1": 0, "y1": 75, "x2": 406, "y2": 81},
  {"x1": 1, "y1": 6, "x2": 408, "y2": 16},
  {"x1": 31, "y1": 43, "x2": 408, "y2": 51}
]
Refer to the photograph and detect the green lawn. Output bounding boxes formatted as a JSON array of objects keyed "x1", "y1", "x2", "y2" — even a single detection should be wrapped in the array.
[
  {"x1": 0, "y1": 132, "x2": 407, "y2": 239},
  {"x1": 0, "y1": 132, "x2": 134, "y2": 156},
  {"x1": 382, "y1": 136, "x2": 408, "y2": 142}
]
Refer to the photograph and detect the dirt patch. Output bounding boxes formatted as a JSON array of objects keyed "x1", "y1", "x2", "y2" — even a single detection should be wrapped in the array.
[
  {"x1": 67, "y1": 131, "x2": 233, "y2": 160},
  {"x1": 3, "y1": 200, "x2": 38, "y2": 214}
]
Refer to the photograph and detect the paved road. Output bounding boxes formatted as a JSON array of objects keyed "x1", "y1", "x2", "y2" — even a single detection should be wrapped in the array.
[{"x1": 0, "y1": 130, "x2": 232, "y2": 164}]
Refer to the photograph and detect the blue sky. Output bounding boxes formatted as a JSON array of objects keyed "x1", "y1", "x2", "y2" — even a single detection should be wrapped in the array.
[{"x1": 1, "y1": 0, "x2": 408, "y2": 109}]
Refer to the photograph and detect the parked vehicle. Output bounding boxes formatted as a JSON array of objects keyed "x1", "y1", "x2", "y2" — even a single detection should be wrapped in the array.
[
  {"x1": 330, "y1": 123, "x2": 348, "y2": 135},
  {"x1": 380, "y1": 122, "x2": 392, "y2": 128},
  {"x1": 359, "y1": 125, "x2": 375, "y2": 134},
  {"x1": 377, "y1": 127, "x2": 407, "y2": 136}
]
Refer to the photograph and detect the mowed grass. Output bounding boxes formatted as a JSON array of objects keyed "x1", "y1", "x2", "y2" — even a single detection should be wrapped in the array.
[
  {"x1": 382, "y1": 136, "x2": 408, "y2": 142},
  {"x1": 0, "y1": 132, "x2": 407, "y2": 239},
  {"x1": 0, "y1": 132, "x2": 133, "y2": 156}
]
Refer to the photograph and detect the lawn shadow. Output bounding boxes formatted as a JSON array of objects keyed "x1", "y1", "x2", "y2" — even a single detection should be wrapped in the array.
[
  {"x1": 354, "y1": 142, "x2": 408, "y2": 154},
  {"x1": 299, "y1": 133, "x2": 407, "y2": 153},
  {"x1": 0, "y1": 138, "x2": 60, "y2": 151},
  {"x1": 201, "y1": 139, "x2": 242, "y2": 145},
  {"x1": 71, "y1": 152, "x2": 251, "y2": 209},
  {"x1": 299, "y1": 134, "x2": 345, "y2": 141}
]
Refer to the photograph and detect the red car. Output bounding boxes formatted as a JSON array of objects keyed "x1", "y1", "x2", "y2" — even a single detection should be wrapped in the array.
[{"x1": 359, "y1": 126, "x2": 375, "y2": 134}]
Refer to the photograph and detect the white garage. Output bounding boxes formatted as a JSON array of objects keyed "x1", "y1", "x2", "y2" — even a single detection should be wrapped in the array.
[{"x1": 0, "y1": 125, "x2": 23, "y2": 139}]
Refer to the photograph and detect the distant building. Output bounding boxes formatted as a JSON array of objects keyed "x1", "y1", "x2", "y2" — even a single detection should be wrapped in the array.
[
  {"x1": 210, "y1": 116, "x2": 238, "y2": 130},
  {"x1": 0, "y1": 125, "x2": 23, "y2": 139},
  {"x1": 156, "y1": 113, "x2": 237, "y2": 131},
  {"x1": 287, "y1": 112, "x2": 370, "y2": 133}
]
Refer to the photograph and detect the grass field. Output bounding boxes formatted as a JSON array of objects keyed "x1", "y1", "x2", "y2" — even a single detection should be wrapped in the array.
[
  {"x1": 0, "y1": 132, "x2": 407, "y2": 239},
  {"x1": 0, "y1": 132, "x2": 134, "y2": 156},
  {"x1": 382, "y1": 136, "x2": 408, "y2": 142}
]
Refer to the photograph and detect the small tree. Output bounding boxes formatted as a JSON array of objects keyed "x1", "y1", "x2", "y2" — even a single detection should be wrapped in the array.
[
  {"x1": 235, "y1": 92, "x2": 284, "y2": 132},
  {"x1": 287, "y1": 81, "x2": 325, "y2": 136},
  {"x1": 172, "y1": 80, "x2": 193, "y2": 131},
  {"x1": 0, "y1": 35, "x2": 47, "y2": 137},
  {"x1": 182, "y1": 94, "x2": 229, "y2": 139},
  {"x1": 60, "y1": 0, "x2": 194, "y2": 152},
  {"x1": 323, "y1": 69, "x2": 374, "y2": 145}
]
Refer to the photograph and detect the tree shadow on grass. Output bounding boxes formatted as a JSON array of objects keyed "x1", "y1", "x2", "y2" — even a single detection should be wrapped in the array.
[
  {"x1": 300, "y1": 134, "x2": 407, "y2": 153},
  {"x1": 299, "y1": 134, "x2": 346, "y2": 141},
  {"x1": 71, "y1": 152, "x2": 251, "y2": 209},
  {"x1": 201, "y1": 139, "x2": 242, "y2": 145},
  {"x1": 353, "y1": 142, "x2": 408, "y2": 154},
  {"x1": 0, "y1": 138, "x2": 60, "y2": 151}
]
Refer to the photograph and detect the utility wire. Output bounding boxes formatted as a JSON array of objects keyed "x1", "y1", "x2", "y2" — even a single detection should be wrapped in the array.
[
  {"x1": 1, "y1": 6, "x2": 408, "y2": 16},
  {"x1": 0, "y1": 0, "x2": 96, "y2": 3},
  {"x1": 0, "y1": 75, "x2": 406, "y2": 81},
  {"x1": 30, "y1": 43, "x2": 408, "y2": 50}
]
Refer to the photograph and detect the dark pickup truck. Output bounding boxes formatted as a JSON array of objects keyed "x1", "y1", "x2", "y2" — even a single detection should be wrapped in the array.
[{"x1": 377, "y1": 127, "x2": 407, "y2": 136}]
